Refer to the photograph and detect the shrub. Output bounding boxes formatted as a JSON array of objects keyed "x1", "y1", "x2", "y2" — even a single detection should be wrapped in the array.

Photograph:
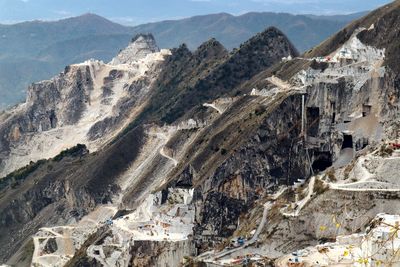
[
  {"x1": 314, "y1": 179, "x2": 328, "y2": 195},
  {"x1": 220, "y1": 148, "x2": 227, "y2": 155},
  {"x1": 53, "y1": 144, "x2": 87, "y2": 162},
  {"x1": 325, "y1": 168, "x2": 336, "y2": 182}
]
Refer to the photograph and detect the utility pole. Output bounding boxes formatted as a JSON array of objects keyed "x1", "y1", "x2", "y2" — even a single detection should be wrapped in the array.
[{"x1": 301, "y1": 94, "x2": 305, "y2": 140}]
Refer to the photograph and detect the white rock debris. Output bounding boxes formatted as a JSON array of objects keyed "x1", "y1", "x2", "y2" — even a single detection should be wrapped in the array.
[
  {"x1": 276, "y1": 214, "x2": 400, "y2": 267},
  {"x1": 31, "y1": 189, "x2": 195, "y2": 267},
  {"x1": 0, "y1": 39, "x2": 171, "y2": 178},
  {"x1": 294, "y1": 28, "x2": 385, "y2": 91},
  {"x1": 110, "y1": 34, "x2": 159, "y2": 65}
]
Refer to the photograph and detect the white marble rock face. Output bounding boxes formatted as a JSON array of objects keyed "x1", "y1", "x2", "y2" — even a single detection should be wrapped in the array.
[{"x1": 110, "y1": 34, "x2": 160, "y2": 65}]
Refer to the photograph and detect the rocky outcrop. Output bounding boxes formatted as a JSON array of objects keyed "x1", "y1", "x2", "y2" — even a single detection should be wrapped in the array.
[
  {"x1": 3, "y1": 4, "x2": 400, "y2": 264},
  {"x1": 110, "y1": 34, "x2": 159, "y2": 65},
  {"x1": 0, "y1": 26, "x2": 302, "y2": 265},
  {"x1": 130, "y1": 239, "x2": 196, "y2": 267},
  {"x1": 0, "y1": 36, "x2": 170, "y2": 178}
]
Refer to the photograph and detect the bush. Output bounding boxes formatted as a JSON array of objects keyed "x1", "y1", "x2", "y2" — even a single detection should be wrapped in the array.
[
  {"x1": 220, "y1": 148, "x2": 227, "y2": 155},
  {"x1": 376, "y1": 144, "x2": 394, "y2": 157},
  {"x1": 325, "y1": 168, "x2": 336, "y2": 182},
  {"x1": 53, "y1": 144, "x2": 87, "y2": 162},
  {"x1": 314, "y1": 179, "x2": 328, "y2": 195},
  {"x1": 0, "y1": 159, "x2": 46, "y2": 191}
]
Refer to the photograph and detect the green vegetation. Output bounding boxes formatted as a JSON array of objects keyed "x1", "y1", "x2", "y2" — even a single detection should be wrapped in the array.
[
  {"x1": 314, "y1": 178, "x2": 329, "y2": 195},
  {"x1": 53, "y1": 144, "x2": 87, "y2": 162},
  {"x1": 0, "y1": 144, "x2": 88, "y2": 192},
  {"x1": 325, "y1": 168, "x2": 337, "y2": 182},
  {"x1": 376, "y1": 144, "x2": 394, "y2": 157},
  {"x1": 0, "y1": 159, "x2": 46, "y2": 191}
]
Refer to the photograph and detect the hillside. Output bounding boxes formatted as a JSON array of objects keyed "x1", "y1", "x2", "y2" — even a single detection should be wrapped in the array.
[
  {"x1": 0, "y1": 25, "x2": 298, "y2": 264},
  {"x1": 130, "y1": 11, "x2": 362, "y2": 51},
  {"x1": 0, "y1": 12, "x2": 364, "y2": 110},
  {"x1": 0, "y1": 1, "x2": 400, "y2": 266}
]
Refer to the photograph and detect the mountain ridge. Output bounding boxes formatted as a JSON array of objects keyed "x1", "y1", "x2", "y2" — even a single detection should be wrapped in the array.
[
  {"x1": 0, "y1": 11, "x2": 366, "y2": 110},
  {"x1": 0, "y1": 25, "x2": 298, "y2": 264},
  {"x1": 1, "y1": 2, "x2": 400, "y2": 265}
]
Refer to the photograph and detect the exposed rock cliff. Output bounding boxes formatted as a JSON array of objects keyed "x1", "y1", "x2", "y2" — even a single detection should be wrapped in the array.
[
  {"x1": 0, "y1": 34, "x2": 170, "y2": 178},
  {"x1": 110, "y1": 34, "x2": 159, "y2": 65},
  {"x1": 0, "y1": 26, "x2": 299, "y2": 265},
  {"x1": 1, "y1": 2, "x2": 400, "y2": 266}
]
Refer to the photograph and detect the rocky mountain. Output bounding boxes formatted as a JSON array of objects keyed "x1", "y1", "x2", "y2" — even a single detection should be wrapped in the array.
[
  {"x1": 0, "y1": 12, "x2": 364, "y2": 110},
  {"x1": 0, "y1": 33, "x2": 171, "y2": 179},
  {"x1": 1, "y1": 1, "x2": 400, "y2": 266},
  {"x1": 130, "y1": 11, "x2": 366, "y2": 52},
  {"x1": 0, "y1": 25, "x2": 297, "y2": 265}
]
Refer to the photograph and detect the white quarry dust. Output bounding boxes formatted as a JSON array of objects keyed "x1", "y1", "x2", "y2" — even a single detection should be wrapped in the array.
[
  {"x1": 281, "y1": 176, "x2": 316, "y2": 217},
  {"x1": 0, "y1": 49, "x2": 171, "y2": 178},
  {"x1": 276, "y1": 214, "x2": 400, "y2": 267},
  {"x1": 198, "y1": 29, "x2": 396, "y2": 265},
  {"x1": 203, "y1": 97, "x2": 235, "y2": 114},
  {"x1": 250, "y1": 75, "x2": 306, "y2": 98},
  {"x1": 32, "y1": 189, "x2": 195, "y2": 267},
  {"x1": 294, "y1": 28, "x2": 385, "y2": 92},
  {"x1": 330, "y1": 146, "x2": 400, "y2": 191},
  {"x1": 32, "y1": 205, "x2": 118, "y2": 267},
  {"x1": 30, "y1": 117, "x2": 204, "y2": 267}
]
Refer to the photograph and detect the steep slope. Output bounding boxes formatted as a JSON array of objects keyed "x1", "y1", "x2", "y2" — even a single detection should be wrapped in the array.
[
  {"x1": 130, "y1": 12, "x2": 362, "y2": 51},
  {"x1": 131, "y1": 27, "x2": 298, "y2": 125},
  {"x1": 198, "y1": 1, "x2": 400, "y2": 265},
  {"x1": 0, "y1": 34, "x2": 170, "y2": 178},
  {"x1": 1, "y1": 2, "x2": 399, "y2": 265},
  {"x1": 0, "y1": 27, "x2": 298, "y2": 265}
]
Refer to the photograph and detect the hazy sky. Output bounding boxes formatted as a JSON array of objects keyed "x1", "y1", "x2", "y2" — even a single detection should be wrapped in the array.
[{"x1": 0, "y1": 0, "x2": 393, "y2": 25}]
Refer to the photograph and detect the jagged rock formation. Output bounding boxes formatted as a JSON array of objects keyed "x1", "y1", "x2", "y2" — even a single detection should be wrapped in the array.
[
  {"x1": 1, "y1": 2, "x2": 400, "y2": 266},
  {"x1": 0, "y1": 25, "x2": 298, "y2": 265},
  {"x1": 110, "y1": 34, "x2": 159, "y2": 65},
  {"x1": 0, "y1": 12, "x2": 365, "y2": 111},
  {"x1": 0, "y1": 34, "x2": 170, "y2": 178}
]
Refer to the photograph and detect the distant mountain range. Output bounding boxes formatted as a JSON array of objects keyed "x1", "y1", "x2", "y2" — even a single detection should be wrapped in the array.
[{"x1": 0, "y1": 11, "x2": 367, "y2": 109}]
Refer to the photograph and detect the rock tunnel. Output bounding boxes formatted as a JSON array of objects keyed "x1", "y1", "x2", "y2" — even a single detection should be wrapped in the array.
[
  {"x1": 341, "y1": 134, "x2": 353, "y2": 149},
  {"x1": 312, "y1": 151, "x2": 333, "y2": 173}
]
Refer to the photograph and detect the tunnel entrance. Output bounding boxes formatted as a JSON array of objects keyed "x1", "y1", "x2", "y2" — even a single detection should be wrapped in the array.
[
  {"x1": 312, "y1": 152, "x2": 333, "y2": 173},
  {"x1": 49, "y1": 110, "x2": 57, "y2": 129},
  {"x1": 341, "y1": 134, "x2": 353, "y2": 149},
  {"x1": 362, "y1": 104, "x2": 372, "y2": 117},
  {"x1": 330, "y1": 102, "x2": 336, "y2": 124}
]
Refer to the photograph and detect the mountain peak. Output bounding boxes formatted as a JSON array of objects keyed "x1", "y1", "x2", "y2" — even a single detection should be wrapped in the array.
[
  {"x1": 110, "y1": 33, "x2": 159, "y2": 65},
  {"x1": 61, "y1": 13, "x2": 113, "y2": 24},
  {"x1": 78, "y1": 12, "x2": 102, "y2": 19},
  {"x1": 194, "y1": 38, "x2": 228, "y2": 61},
  {"x1": 238, "y1": 26, "x2": 299, "y2": 58},
  {"x1": 131, "y1": 33, "x2": 155, "y2": 44}
]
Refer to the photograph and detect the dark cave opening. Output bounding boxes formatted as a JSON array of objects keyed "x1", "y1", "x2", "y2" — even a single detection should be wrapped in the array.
[
  {"x1": 362, "y1": 104, "x2": 372, "y2": 117},
  {"x1": 330, "y1": 101, "x2": 336, "y2": 124},
  {"x1": 49, "y1": 110, "x2": 57, "y2": 128},
  {"x1": 332, "y1": 112, "x2": 336, "y2": 124},
  {"x1": 312, "y1": 152, "x2": 333, "y2": 173},
  {"x1": 342, "y1": 134, "x2": 353, "y2": 149}
]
